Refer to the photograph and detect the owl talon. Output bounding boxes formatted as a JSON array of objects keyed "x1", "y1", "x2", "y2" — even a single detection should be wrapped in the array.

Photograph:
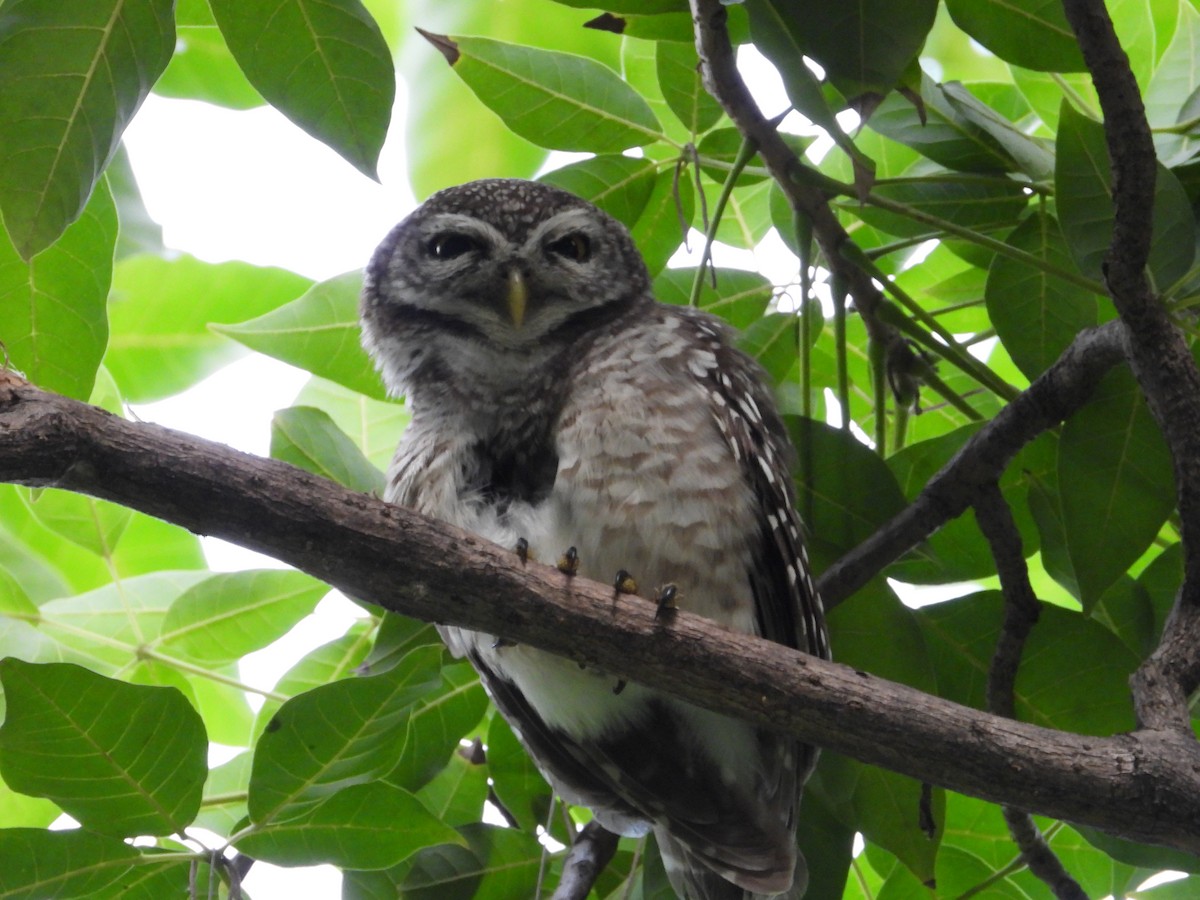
[
  {"x1": 493, "y1": 637, "x2": 517, "y2": 650},
  {"x1": 654, "y1": 583, "x2": 680, "y2": 620},
  {"x1": 557, "y1": 546, "x2": 580, "y2": 576},
  {"x1": 515, "y1": 537, "x2": 530, "y2": 564},
  {"x1": 613, "y1": 569, "x2": 638, "y2": 596},
  {"x1": 613, "y1": 679, "x2": 627, "y2": 695}
]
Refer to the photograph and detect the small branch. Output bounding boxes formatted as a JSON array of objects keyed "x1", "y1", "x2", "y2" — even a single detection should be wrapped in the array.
[
  {"x1": 1001, "y1": 810, "x2": 1089, "y2": 900},
  {"x1": 550, "y1": 821, "x2": 620, "y2": 900},
  {"x1": 818, "y1": 321, "x2": 1126, "y2": 606},
  {"x1": 687, "y1": 0, "x2": 894, "y2": 347},
  {"x1": 2, "y1": 375, "x2": 1200, "y2": 853},
  {"x1": 975, "y1": 486, "x2": 1089, "y2": 900},
  {"x1": 1063, "y1": 0, "x2": 1200, "y2": 731},
  {"x1": 974, "y1": 487, "x2": 1041, "y2": 721}
]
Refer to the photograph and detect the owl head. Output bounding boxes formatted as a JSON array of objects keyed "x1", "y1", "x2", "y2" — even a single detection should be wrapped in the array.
[{"x1": 361, "y1": 179, "x2": 652, "y2": 398}]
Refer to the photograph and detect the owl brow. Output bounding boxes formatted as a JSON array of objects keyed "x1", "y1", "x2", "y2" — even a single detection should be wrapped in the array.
[
  {"x1": 526, "y1": 208, "x2": 597, "y2": 246},
  {"x1": 421, "y1": 213, "x2": 507, "y2": 247}
]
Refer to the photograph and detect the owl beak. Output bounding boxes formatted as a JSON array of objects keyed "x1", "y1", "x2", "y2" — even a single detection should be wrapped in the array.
[{"x1": 506, "y1": 268, "x2": 528, "y2": 328}]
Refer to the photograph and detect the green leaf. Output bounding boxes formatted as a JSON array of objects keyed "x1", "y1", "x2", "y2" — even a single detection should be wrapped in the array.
[
  {"x1": 194, "y1": 751, "x2": 253, "y2": 838},
  {"x1": 850, "y1": 176, "x2": 1029, "y2": 239},
  {"x1": 629, "y1": 167, "x2": 693, "y2": 275},
  {"x1": 106, "y1": 254, "x2": 311, "y2": 403},
  {"x1": 1058, "y1": 368, "x2": 1175, "y2": 610},
  {"x1": 416, "y1": 746, "x2": 490, "y2": 828},
  {"x1": 423, "y1": 33, "x2": 662, "y2": 152},
  {"x1": 696, "y1": 127, "x2": 771, "y2": 185},
  {"x1": 208, "y1": 0, "x2": 394, "y2": 179},
  {"x1": 387, "y1": 661, "x2": 489, "y2": 792},
  {"x1": 1055, "y1": 100, "x2": 1196, "y2": 292},
  {"x1": 0, "y1": 828, "x2": 142, "y2": 899},
  {"x1": 744, "y1": 0, "x2": 876, "y2": 182},
  {"x1": 869, "y1": 73, "x2": 1020, "y2": 173},
  {"x1": 293, "y1": 375, "x2": 409, "y2": 472},
  {"x1": 655, "y1": 40, "x2": 722, "y2": 135},
  {"x1": 1144, "y1": 1, "x2": 1200, "y2": 166},
  {"x1": 739, "y1": 313, "x2": 801, "y2": 384},
  {"x1": 945, "y1": 0, "x2": 1086, "y2": 72},
  {"x1": 938, "y1": 82, "x2": 1055, "y2": 183},
  {"x1": 539, "y1": 155, "x2": 658, "y2": 228},
  {"x1": 486, "y1": 713, "x2": 553, "y2": 834},
  {"x1": 986, "y1": 210, "x2": 1099, "y2": 380},
  {"x1": 0, "y1": 660, "x2": 207, "y2": 837},
  {"x1": 887, "y1": 424, "x2": 1005, "y2": 584},
  {"x1": 0, "y1": 178, "x2": 116, "y2": 400},
  {"x1": 237, "y1": 781, "x2": 463, "y2": 869},
  {"x1": 746, "y1": 0, "x2": 937, "y2": 99},
  {"x1": 787, "y1": 418, "x2": 909, "y2": 573},
  {"x1": 818, "y1": 582, "x2": 943, "y2": 881},
  {"x1": 18, "y1": 487, "x2": 131, "y2": 559},
  {"x1": 918, "y1": 592, "x2": 1138, "y2": 734},
  {"x1": 272, "y1": 405, "x2": 386, "y2": 494},
  {"x1": 157, "y1": 569, "x2": 327, "y2": 664},
  {"x1": 215, "y1": 269, "x2": 389, "y2": 400},
  {"x1": 0, "y1": 0, "x2": 174, "y2": 257},
  {"x1": 107, "y1": 146, "x2": 163, "y2": 260},
  {"x1": 248, "y1": 645, "x2": 443, "y2": 823},
  {"x1": 653, "y1": 267, "x2": 773, "y2": 330},
  {"x1": 36, "y1": 571, "x2": 209, "y2": 670},
  {"x1": 371, "y1": 822, "x2": 545, "y2": 899},
  {"x1": 154, "y1": 24, "x2": 264, "y2": 110},
  {"x1": 252, "y1": 623, "x2": 376, "y2": 741}
]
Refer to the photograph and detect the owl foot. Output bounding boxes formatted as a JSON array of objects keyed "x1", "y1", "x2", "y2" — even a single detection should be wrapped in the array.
[
  {"x1": 613, "y1": 678, "x2": 627, "y2": 695},
  {"x1": 613, "y1": 569, "x2": 638, "y2": 598},
  {"x1": 492, "y1": 637, "x2": 517, "y2": 650},
  {"x1": 557, "y1": 546, "x2": 580, "y2": 576},
  {"x1": 515, "y1": 537, "x2": 530, "y2": 564},
  {"x1": 654, "y1": 583, "x2": 680, "y2": 620}
]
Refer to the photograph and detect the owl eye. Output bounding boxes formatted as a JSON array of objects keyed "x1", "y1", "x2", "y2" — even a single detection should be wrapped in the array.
[
  {"x1": 546, "y1": 232, "x2": 591, "y2": 262},
  {"x1": 429, "y1": 232, "x2": 481, "y2": 259}
]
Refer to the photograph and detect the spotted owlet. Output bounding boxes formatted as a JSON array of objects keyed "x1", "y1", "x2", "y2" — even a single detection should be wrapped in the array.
[{"x1": 360, "y1": 179, "x2": 829, "y2": 899}]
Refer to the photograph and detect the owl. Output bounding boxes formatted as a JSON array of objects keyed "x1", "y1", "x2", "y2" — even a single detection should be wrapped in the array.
[{"x1": 360, "y1": 178, "x2": 829, "y2": 900}]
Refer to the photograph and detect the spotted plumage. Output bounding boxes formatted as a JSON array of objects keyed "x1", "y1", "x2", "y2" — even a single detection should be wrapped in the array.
[{"x1": 360, "y1": 178, "x2": 829, "y2": 899}]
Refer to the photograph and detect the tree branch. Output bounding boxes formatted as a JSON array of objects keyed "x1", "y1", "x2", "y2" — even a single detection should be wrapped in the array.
[
  {"x1": 975, "y1": 486, "x2": 1088, "y2": 900},
  {"x1": 550, "y1": 821, "x2": 620, "y2": 900},
  {"x1": 818, "y1": 321, "x2": 1126, "y2": 606},
  {"x1": 2, "y1": 373, "x2": 1200, "y2": 854},
  {"x1": 1063, "y1": 0, "x2": 1200, "y2": 731}
]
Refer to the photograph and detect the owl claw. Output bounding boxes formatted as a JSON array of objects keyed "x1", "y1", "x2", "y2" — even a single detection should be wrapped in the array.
[
  {"x1": 654, "y1": 583, "x2": 680, "y2": 620},
  {"x1": 557, "y1": 546, "x2": 580, "y2": 576},
  {"x1": 613, "y1": 569, "x2": 638, "y2": 596},
  {"x1": 515, "y1": 537, "x2": 530, "y2": 564},
  {"x1": 493, "y1": 637, "x2": 517, "y2": 650},
  {"x1": 613, "y1": 679, "x2": 627, "y2": 695}
]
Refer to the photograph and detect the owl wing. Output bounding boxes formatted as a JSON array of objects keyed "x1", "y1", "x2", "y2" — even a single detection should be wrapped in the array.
[{"x1": 679, "y1": 307, "x2": 829, "y2": 661}]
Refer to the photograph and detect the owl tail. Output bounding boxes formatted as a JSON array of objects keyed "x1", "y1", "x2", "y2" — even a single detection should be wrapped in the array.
[{"x1": 656, "y1": 830, "x2": 808, "y2": 900}]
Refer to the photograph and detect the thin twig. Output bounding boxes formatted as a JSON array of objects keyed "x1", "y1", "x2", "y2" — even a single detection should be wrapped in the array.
[{"x1": 974, "y1": 486, "x2": 1089, "y2": 900}]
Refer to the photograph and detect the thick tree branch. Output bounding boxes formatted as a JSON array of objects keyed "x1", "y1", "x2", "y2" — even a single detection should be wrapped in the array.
[
  {"x1": 818, "y1": 321, "x2": 1125, "y2": 606},
  {"x1": 550, "y1": 822, "x2": 620, "y2": 900},
  {"x1": 1063, "y1": 0, "x2": 1200, "y2": 731},
  {"x1": 2, "y1": 374, "x2": 1200, "y2": 854},
  {"x1": 975, "y1": 487, "x2": 1088, "y2": 900}
]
